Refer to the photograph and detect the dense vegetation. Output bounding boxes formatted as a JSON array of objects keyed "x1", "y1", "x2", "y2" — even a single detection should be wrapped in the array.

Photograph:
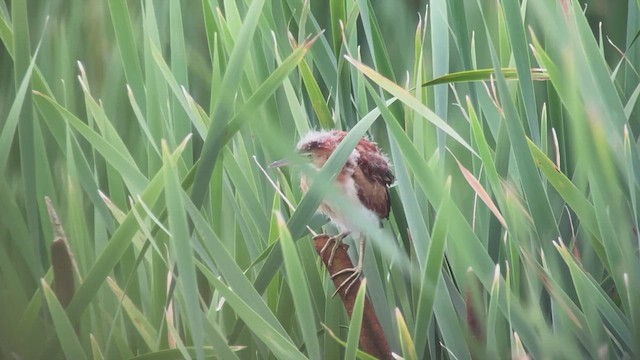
[{"x1": 1, "y1": 0, "x2": 639, "y2": 359}]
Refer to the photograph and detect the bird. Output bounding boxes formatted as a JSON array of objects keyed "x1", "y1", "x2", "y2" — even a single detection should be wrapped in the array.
[{"x1": 270, "y1": 130, "x2": 394, "y2": 295}]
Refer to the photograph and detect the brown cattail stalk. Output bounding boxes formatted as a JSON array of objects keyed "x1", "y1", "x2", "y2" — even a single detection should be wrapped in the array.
[
  {"x1": 46, "y1": 197, "x2": 75, "y2": 308},
  {"x1": 313, "y1": 235, "x2": 392, "y2": 360}
]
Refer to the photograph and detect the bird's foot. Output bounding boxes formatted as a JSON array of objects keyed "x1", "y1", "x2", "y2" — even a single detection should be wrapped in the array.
[
  {"x1": 317, "y1": 232, "x2": 349, "y2": 267},
  {"x1": 331, "y1": 264, "x2": 362, "y2": 297}
]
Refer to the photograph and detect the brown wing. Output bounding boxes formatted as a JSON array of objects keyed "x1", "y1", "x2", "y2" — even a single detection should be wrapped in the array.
[{"x1": 353, "y1": 139, "x2": 394, "y2": 220}]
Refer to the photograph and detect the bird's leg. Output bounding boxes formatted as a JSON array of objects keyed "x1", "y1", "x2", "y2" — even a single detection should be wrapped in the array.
[
  {"x1": 319, "y1": 231, "x2": 349, "y2": 267},
  {"x1": 331, "y1": 235, "x2": 365, "y2": 297}
]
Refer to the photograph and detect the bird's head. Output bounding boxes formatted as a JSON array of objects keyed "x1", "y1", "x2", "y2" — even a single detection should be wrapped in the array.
[{"x1": 269, "y1": 130, "x2": 347, "y2": 169}]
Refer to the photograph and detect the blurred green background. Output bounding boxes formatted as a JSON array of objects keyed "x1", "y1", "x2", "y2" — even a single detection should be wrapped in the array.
[{"x1": 1, "y1": 0, "x2": 639, "y2": 359}]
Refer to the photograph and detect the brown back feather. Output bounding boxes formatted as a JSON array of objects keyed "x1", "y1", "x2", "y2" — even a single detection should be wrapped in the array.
[
  {"x1": 316, "y1": 131, "x2": 394, "y2": 219},
  {"x1": 354, "y1": 138, "x2": 394, "y2": 220}
]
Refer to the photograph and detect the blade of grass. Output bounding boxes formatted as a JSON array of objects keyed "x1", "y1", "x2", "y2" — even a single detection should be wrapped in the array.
[
  {"x1": 499, "y1": 0, "x2": 540, "y2": 143},
  {"x1": 169, "y1": 0, "x2": 192, "y2": 164},
  {"x1": 33, "y1": 93, "x2": 148, "y2": 195},
  {"x1": 65, "y1": 136, "x2": 191, "y2": 323},
  {"x1": 0, "y1": 41, "x2": 40, "y2": 172},
  {"x1": 197, "y1": 264, "x2": 307, "y2": 360},
  {"x1": 431, "y1": 0, "x2": 450, "y2": 154},
  {"x1": 344, "y1": 279, "x2": 367, "y2": 360},
  {"x1": 480, "y1": 7, "x2": 559, "y2": 245},
  {"x1": 424, "y1": 68, "x2": 548, "y2": 86},
  {"x1": 277, "y1": 212, "x2": 321, "y2": 360},
  {"x1": 191, "y1": 0, "x2": 267, "y2": 208},
  {"x1": 554, "y1": 241, "x2": 634, "y2": 353},
  {"x1": 184, "y1": 194, "x2": 294, "y2": 341},
  {"x1": 13, "y1": 0, "x2": 42, "y2": 276},
  {"x1": 162, "y1": 139, "x2": 204, "y2": 360},
  {"x1": 107, "y1": 277, "x2": 158, "y2": 351},
  {"x1": 107, "y1": 0, "x2": 145, "y2": 108},
  {"x1": 346, "y1": 55, "x2": 477, "y2": 157},
  {"x1": 42, "y1": 279, "x2": 88, "y2": 360},
  {"x1": 413, "y1": 179, "x2": 451, "y2": 356},
  {"x1": 298, "y1": 55, "x2": 334, "y2": 129},
  {"x1": 396, "y1": 308, "x2": 417, "y2": 360},
  {"x1": 321, "y1": 324, "x2": 378, "y2": 360},
  {"x1": 224, "y1": 36, "x2": 321, "y2": 144}
]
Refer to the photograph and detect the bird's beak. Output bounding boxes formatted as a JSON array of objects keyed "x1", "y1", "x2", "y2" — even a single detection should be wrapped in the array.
[{"x1": 269, "y1": 159, "x2": 290, "y2": 168}]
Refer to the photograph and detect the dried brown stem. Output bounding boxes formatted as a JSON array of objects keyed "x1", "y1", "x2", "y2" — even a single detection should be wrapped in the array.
[
  {"x1": 46, "y1": 197, "x2": 75, "y2": 308},
  {"x1": 465, "y1": 270, "x2": 487, "y2": 360},
  {"x1": 313, "y1": 235, "x2": 392, "y2": 360},
  {"x1": 51, "y1": 239, "x2": 74, "y2": 308}
]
